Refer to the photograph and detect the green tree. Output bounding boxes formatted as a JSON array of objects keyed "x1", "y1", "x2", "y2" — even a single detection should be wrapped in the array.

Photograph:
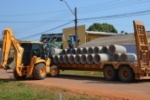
[{"x1": 87, "y1": 23, "x2": 118, "y2": 33}]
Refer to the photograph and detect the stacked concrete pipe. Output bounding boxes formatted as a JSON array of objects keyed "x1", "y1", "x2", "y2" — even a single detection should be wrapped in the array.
[
  {"x1": 55, "y1": 55, "x2": 60, "y2": 63},
  {"x1": 108, "y1": 44, "x2": 127, "y2": 54},
  {"x1": 59, "y1": 55, "x2": 64, "y2": 63},
  {"x1": 120, "y1": 53, "x2": 137, "y2": 62},
  {"x1": 101, "y1": 46, "x2": 109, "y2": 53},
  {"x1": 93, "y1": 54, "x2": 110, "y2": 64},
  {"x1": 80, "y1": 54, "x2": 88, "y2": 64},
  {"x1": 53, "y1": 55, "x2": 59, "y2": 63},
  {"x1": 93, "y1": 46, "x2": 102, "y2": 53},
  {"x1": 61, "y1": 49, "x2": 67, "y2": 55},
  {"x1": 86, "y1": 54, "x2": 95, "y2": 64},
  {"x1": 87, "y1": 47, "x2": 94, "y2": 54},
  {"x1": 63, "y1": 55, "x2": 69, "y2": 64},
  {"x1": 76, "y1": 48, "x2": 82, "y2": 54},
  {"x1": 75, "y1": 54, "x2": 82, "y2": 64},
  {"x1": 82, "y1": 47, "x2": 89, "y2": 54},
  {"x1": 50, "y1": 48, "x2": 62, "y2": 55},
  {"x1": 68, "y1": 54, "x2": 76, "y2": 64},
  {"x1": 74, "y1": 48, "x2": 78, "y2": 54},
  {"x1": 112, "y1": 53, "x2": 121, "y2": 62}
]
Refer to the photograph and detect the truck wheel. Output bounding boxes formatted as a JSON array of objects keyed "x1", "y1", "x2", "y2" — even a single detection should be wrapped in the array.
[
  {"x1": 118, "y1": 66, "x2": 135, "y2": 82},
  {"x1": 13, "y1": 70, "x2": 26, "y2": 80},
  {"x1": 103, "y1": 65, "x2": 117, "y2": 81},
  {"x1": 50, "y1": 65, "x2": 59, "y2": 77},
  {"x1": 33, "y1": 63, "x2": 46, "y2": 80}
]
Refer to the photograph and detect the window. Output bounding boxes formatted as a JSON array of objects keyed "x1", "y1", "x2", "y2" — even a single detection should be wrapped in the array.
[{"x1": 32, "y1": 44, "x2": 41, "y2": 57}]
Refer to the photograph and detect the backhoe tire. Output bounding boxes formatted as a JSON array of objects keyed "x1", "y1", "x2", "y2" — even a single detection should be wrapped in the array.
[
  {"x1": 50, "y1": 65, "x2": 60, "y2": 77},
  {"x1": 118, "y1": 66, "x2": 135, "y2": 82},
  {"x1": 13, "y1": 70, "x2": 26, "y2": 80},
  {"x1": 103, "y1": 65, "x2": 118, "y2": 81},
  {"x1": 33, "y1": 63, "x2": 46, "y2": 80}
]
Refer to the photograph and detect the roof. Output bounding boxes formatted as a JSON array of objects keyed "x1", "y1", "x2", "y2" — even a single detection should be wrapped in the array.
[
  {"x1": 20, "y1": 41, "x2": 43, "y2": 44},
  {"x1": 86, "y1": 31, "x2": 117, "y2": 36},
  {"x1": 79, "y1": 32, "x2": 150, "y2": 47},
  {"x1": 41, "y1": 33, "x2": 62, "y2": 37}
]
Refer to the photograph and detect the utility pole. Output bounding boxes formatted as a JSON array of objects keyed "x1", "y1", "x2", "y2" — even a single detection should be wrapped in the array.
[
  {"x1": 60, "y1": 0, "x2": 78, "y2": 48},
  {"x1": 74, "y1": 7, "x2": 78, "y2": 47}
]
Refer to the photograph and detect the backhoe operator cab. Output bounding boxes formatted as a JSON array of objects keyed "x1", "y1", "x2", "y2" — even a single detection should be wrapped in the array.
[{"x1": 0, "y1": 28, "x2": 59, "y2": 80}]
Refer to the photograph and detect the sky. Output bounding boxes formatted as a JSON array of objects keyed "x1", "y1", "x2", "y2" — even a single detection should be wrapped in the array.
[{"x1": 0, "y1": 0, "x2": 150, "y2": 41}]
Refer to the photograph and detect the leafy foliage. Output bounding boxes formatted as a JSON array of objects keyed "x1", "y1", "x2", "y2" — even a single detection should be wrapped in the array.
[{"x1": 87, "y1": 23, "x2": 118, "y2": 33}]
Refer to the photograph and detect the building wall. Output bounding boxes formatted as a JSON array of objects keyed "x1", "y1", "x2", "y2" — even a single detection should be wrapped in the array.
[
  {"x1": 63, "y1": 25, "x2": 86, "y2": 49},
  {"x1": 86, "y1": 34, "x2": 114, "y2": 42}
]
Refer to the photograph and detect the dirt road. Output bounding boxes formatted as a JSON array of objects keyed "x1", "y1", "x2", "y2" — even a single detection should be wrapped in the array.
[{"x1": 1, "y1": 69, "x2": 150, "y2": 100}]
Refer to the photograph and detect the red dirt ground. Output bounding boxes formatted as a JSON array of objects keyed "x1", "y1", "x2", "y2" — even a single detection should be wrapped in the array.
[{"x1": 1, "y1": 69, "x2": 150, "y2": 100}]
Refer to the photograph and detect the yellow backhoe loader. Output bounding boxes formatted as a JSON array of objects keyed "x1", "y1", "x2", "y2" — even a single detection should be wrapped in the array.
[{"x1": 0, "y1": 28, "x2": 59, "y2": 80}]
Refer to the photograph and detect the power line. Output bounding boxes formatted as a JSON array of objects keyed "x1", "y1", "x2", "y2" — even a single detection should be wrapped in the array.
[
  {"x1": 0, "y1": 20, "x2": 72, "y2": 23},
  {"x1": 0, "y1": 1, "x2": 117, "y2": 17},
  {"x1": 78, "y1": 9, "x2": 150, "y2": 21},
  {"x1": 1, "y1": 0, "x2": 148, "y2": 17},
  {"x1": 19, "y1": 21, "x2": 73, "y2": 39},
  {"x1": 13, "y1": 11, "x2": 72, "y2": 34},
  {"x1": 78, "y1": 0, "x2": 150, "y2": 14},
  {"x1": 0, "y1": 10, "x2": 67, "y2": 17}
]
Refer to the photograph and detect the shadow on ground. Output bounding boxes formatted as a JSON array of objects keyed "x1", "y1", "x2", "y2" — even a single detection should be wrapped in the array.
[{"x1": 53, "y1": 74, "x2": 150, "y2": 84}]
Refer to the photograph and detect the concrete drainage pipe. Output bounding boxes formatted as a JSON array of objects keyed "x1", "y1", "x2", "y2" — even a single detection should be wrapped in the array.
[
  {"x1": 93, "y1": 46, "x2": 102, "y2": 53},
  {"x1": 80, "y1": 54, "x2": 88, "y2": 64},
  {"x1": 87, "y1": 47, "x2": 94, "y2": 54},
  {"x1": 55, "y1": 55, "x2": 60, "y2": 63},
  {"x1": 86, "y1": 54, "x2": 95, "y2": 64},
  {"x1": 93, "y1": 54, "x2": 110, "y2": 64},
  {"x1": 52, "y1": 55, "x2": 57, "y2": 63},
  {"x1": 82, "y1": 47, "x2": 89, "y2": 54},
  {"x1": 50, "y1": 48, "x2": 62, "y2": 55},
  {"x1": 76, "y1": 48, "x2": 82, "y2": 54},
  {"x1": 63, "y1": 55, "x2": 69, "y2": 64},
  {"x1": 120, "y1": 53, "x2": 137, "y2": 62},
  {"x1": 75, "y1": 54, "x2": 82, "y2": 64},
  {"x1": 69, "y1": 55, "x2": 76, "y2": 64},
  {"x1": 101, "y1": 46, "x2": 109, "y2": 53},
  {"x1": 112, "y1": 53, "x2": 121, "y2": 62},
  {"x1": 61, "y1": 49, "x2": 67, "y2": 55},
  {"x1": 74, "y1": 48, "x2": 78, "y2": 54},
  {"x1": 58, "y1": 55, "x2": 64, "y2": 63},
  {"x1": 108, "y1": 44, "x2": 127, "y2": 54}
]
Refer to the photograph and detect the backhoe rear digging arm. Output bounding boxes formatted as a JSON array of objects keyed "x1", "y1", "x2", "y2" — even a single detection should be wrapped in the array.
[{"x1": 0, "y1": 28, "x2": 24, "y2": 76}]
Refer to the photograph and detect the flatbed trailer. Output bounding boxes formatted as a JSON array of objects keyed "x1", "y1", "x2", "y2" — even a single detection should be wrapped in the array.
[
  {"x1": 56, "y1": 61, "x2": 150, "y2": 82},
  {"x1": 51, "y1": 20, "x2": 150, "y2": 82}
]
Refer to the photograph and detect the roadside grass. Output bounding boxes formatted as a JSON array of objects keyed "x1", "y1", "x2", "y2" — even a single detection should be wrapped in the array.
[
  {"x1": 0, "y1": 80, "x2": 100, "y2": 100},
  {"x1": 60, "y1": 70, "x2": 103, "y2": 77}
]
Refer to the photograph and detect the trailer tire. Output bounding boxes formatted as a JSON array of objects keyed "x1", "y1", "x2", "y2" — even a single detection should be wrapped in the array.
[
  {"x1": 13, "y1": 70, "x2": 26, "y2": 80},
  {"x1": 118, "y1": 66, "x2": 135, "y2": 82},
  {"x1": 103, "y1": 65, "x2": 117, "y2": 81},
  {"x1": 50, "y1": 65, "x2": 60, "y2": 77},
  {"x1": 33, "y1": 63, "x2": 46, "y2": 80}
]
